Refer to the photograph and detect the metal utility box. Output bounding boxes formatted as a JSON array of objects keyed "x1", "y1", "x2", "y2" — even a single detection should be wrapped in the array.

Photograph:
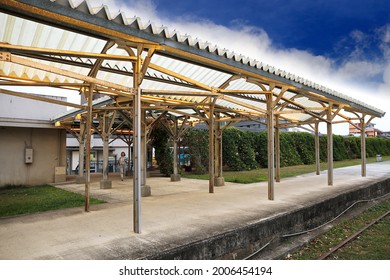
[{"x1": 25, "y1": 148, "x2": 33, "y2": 164}]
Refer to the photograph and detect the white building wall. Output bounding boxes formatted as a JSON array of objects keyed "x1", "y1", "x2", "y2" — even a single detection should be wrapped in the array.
[{"x1": 0, "y1": 93, "x2": 67, "y2": 121}]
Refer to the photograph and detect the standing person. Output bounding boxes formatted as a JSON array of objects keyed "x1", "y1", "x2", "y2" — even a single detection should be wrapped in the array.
[{"x1": 118, "y1": 152, "x2": 127, "y2": 181}]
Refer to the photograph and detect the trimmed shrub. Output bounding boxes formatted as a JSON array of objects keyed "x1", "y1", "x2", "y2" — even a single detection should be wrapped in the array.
[
  {"x1": 280, "y1": 132, "x2": 302, "y2": 167},
  {"x1": 222, "y1": 128, "x2": 257, "y2": 171},
  {"x1": 222, "y1": 128, "x2": 242, "y2": 170},
  {"x1": 254, "y1": 131, "x2": 268, "y2": 168},
  {"x1": 150, "y1": 126, "x2": 173, "y2": 176},
  {"x1": 345, "y1": 136, "x2": 361, "y2": 159},
  {"x1": 333, "y1": 135, "x2": 349, "y2": 161},
  {"x1": 291, "y1": 132, "x2": 315, "y2": 164},
  {"x1": 181, "y1": 125, "x2": 390, "y2": 171},
  {"x1": 185, "y1": 129, "x2": 209, "y2": 174},
  {"x1": 237, "y1": 130, "x2": 258, "y2": 170}
]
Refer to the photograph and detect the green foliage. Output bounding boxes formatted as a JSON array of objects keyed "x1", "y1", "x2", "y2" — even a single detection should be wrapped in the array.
[
  {"x1": 238, "y1": 131, "x2": 258, "y2": 170},
  {"x1": 345, "y1": 136, "x2": 361, "y2": 159},
  {"x1": 280, "y1": 132, "x2": 302, "y2": 167},
  {"x1": 181, "y1": 124, "x2": 390, "y2": 172},
  {"x1": 333, "y1": 135, "x2": 349, "y2": 161},
  {"x1": 319, "y1": 136, "x2": 328, "y2": 162},
  {"x1": 366, "y1": 137, "x2": 390, "y2": 157},
  {"x1": 150, "y1": 126, "x2": 173, "y2": 176},
  {"x1": 185, "y1": 129, "x2": 209, "y2": 174},
  {"x1": 291, "y1": 132, "x2": 316, "y2": 164},
  {"x1": 254, "y1": 131, "x2": 268, "y2": 168},
  {"x1": 222, "y1": 128, "x2": 241, "y2": 170},
  {"x1": 222, "y1": 128, "x2": 257, "y2": 171}
]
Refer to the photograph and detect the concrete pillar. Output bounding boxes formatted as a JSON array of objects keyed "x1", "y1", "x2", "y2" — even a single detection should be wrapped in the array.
[
  {"x1": 327, "y1": 110, "x2": 333, "y2": 186},
  {"x1": 267, "y1": 94, "x2": 274, "y2": 200},
  {"x1": 315, "y1": 122, "x2": 320, "y2": 175}
]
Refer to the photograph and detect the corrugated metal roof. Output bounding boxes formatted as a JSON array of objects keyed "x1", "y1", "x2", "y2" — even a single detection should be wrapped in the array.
[{"x1": 0, "y1": 0, "x2": 385, "y2": 126}]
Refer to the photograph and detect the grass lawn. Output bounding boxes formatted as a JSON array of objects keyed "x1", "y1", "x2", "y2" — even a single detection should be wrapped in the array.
[
  {"x1": 0, "y1": 184, "x2": 105, "y2": 218},
  {"x1": 182, "y1": 155, "x2": 390, "y2": 184},
  {"x1": 286, "y1": 198, "x2": 390, "y2": 260}
]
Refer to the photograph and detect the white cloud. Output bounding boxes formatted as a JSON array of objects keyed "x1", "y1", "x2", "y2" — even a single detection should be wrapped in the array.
[{"x1": 88, "y1": 0, "x2": 390, "y2": 133}]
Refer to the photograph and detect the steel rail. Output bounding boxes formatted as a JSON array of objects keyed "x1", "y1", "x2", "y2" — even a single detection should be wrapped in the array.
[{"x1": 318, "y1": 210, "x2": 390, "y2": 260}]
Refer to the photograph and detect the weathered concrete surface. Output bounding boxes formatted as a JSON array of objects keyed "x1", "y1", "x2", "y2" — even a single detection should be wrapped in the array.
[
  {"x1": 100, "y1": 180, "x2": 112, "y2": 189},
  {"x1": 0, "y1": 161, "x2": 389, "y2": 260},
  {"x1": 214, "y1": 177, "x2": 225, "y2": 186},
  {"x1": 170, "y1": 174, "x2": 181, "y2": 182}
]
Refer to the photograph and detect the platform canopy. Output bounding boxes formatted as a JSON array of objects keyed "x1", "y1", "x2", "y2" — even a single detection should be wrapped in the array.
[
  {"x1": 0, "y1": 0, "x2": 386, "y2": 233},
  {"x1": 0, "y1": 0, "x2": 385, "y2": 122}
]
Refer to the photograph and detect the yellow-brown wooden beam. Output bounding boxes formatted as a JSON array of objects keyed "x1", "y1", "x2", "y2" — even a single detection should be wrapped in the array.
[
  {"x1": 0, "y1": 42, "x2": 137, "y2": 61},
  {"x1": 0, "y1": 87, "x2": 85, "y2": 109}
]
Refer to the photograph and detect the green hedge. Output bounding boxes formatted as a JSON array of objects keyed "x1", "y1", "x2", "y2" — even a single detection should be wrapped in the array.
[
  {"x1": 150, "y1": 126, "x2": 173, "y2": 176},
  {"x1": 222, "y1": 128, "x2": 257, "y2": 171},
  {"x1": 177, "y1": 128, "x2": 390, "y2": 172},
  {"x1": 184, "y1": 129, "x2": 209, "y2": 174},
  {"x1": 291, "y1": 132, "x2": 315, "y2": 164}
]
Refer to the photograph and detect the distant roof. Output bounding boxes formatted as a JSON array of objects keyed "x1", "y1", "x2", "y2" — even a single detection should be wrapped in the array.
[{"x1": 0, "y1": 0, "x2": 385, "y2": 131}]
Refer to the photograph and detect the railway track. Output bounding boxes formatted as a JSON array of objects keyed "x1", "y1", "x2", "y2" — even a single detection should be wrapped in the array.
[
  {"x1": 243, "y1": 194, "x2": 390, "y2": 260},
  {"x1": 318, "y1": 210, "x2": 390, "y2": 260}
]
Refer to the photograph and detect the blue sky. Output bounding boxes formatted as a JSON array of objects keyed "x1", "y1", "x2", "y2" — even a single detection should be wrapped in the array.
[
  {"x1": 154, "y1": 0, "x2": 390, "y2": 57},
  {"x1": 93, "y1": 0, "x2": 390, "y2": 133}
]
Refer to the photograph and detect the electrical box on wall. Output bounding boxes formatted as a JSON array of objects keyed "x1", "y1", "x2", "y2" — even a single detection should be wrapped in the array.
[{"x1": 25, "y1": 148, "x2": 33, "y2": 164}]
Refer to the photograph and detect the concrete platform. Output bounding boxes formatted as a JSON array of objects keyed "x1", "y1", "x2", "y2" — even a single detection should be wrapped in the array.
[{"x1": 0, "y1": 162, "x2": 389, "y2": 260}]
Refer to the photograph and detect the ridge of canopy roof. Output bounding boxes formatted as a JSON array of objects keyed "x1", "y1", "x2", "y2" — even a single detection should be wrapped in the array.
[{"x1": 0, "y1": 0, "x2": 385, "y2": 118}]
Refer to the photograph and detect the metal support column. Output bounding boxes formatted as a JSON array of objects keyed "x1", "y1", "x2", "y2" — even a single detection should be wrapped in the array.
[
  {"x1": 266, "y1": 94, "x2": 275, "y2": 200},
  {"x1": 132, "y1": 45, "x2": 142, "y2": 233},
  {"x1": 133, "y1": 88, "x2": 141, "y2": 233}
]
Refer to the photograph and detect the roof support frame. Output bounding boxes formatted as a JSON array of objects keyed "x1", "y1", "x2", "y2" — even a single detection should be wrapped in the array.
[
  {"x1": 0, "y1": 42, "x2": 137, "y2": 61},
  {"x1": 0, "y1": 87, "x2": 84, "y2": 109},
  {"x1": 0, "y1": 51, "x2": 134, "y2": 93}
]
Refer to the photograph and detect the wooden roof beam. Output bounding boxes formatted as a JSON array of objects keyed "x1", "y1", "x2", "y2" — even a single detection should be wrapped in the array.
[
  {"x1": 0, "y1": 87, "x2": 85, "y2": 109},
  {"x1": 0, "y1": 42, "x2": 137, "y2": 61}
]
